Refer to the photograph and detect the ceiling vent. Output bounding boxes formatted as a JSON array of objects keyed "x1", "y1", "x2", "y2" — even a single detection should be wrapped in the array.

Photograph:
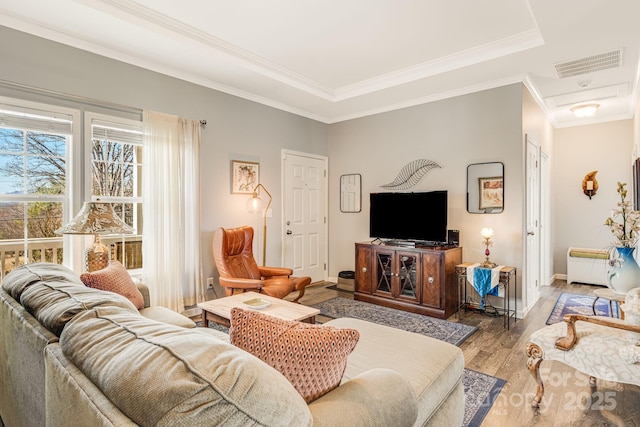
[{"x1": 555, "y1": 49, "x2": 623, "y2": 79}]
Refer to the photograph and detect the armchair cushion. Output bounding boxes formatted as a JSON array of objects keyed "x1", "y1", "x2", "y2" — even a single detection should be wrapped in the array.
[
  {"x1": 229, "y1": 307, "x2": 360, "y2": 403},
  {"x1": 80, "y1": 261, "x2": 145, "y2": 309}
]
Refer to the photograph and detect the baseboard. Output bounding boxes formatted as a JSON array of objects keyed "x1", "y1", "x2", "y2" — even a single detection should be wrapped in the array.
[{"x1": 554, "y1": 273, "x2": 567, "y2": 283}]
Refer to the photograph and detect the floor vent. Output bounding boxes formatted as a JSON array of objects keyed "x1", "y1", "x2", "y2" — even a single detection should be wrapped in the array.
[{"x1": 555, "y1": 49, "x2": 623, "y2": 79}]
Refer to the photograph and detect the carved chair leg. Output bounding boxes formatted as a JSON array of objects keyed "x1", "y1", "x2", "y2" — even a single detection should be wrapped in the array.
[{"x1": 526, "y1": 342, "x2": 544, "y2": 408}]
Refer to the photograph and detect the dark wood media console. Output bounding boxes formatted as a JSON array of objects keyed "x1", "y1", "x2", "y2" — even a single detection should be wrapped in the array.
[{"x1": 355, "y1": 242, "x2": 462, "y2": 319}]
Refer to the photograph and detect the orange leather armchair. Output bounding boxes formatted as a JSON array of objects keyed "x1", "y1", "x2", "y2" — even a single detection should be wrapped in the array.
[{"x1": 212, "y1": 226, "x2": 311, "y2": 302}]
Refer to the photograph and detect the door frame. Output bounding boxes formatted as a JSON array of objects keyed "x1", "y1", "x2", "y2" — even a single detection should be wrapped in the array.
[
  {"x1": 524, "y1": 135, "x2": 543, "y2": 315},
  {"x1": 281, "y1": 149, "x2": 329, "y2": 281}
]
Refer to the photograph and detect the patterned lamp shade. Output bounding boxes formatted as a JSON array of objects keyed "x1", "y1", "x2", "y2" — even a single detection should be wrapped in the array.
[
  {"x1": 55, "y1": 202, "x2": 134, "y2": 271},
  {"x1": 56, "y1": 202, "x2": 134, "y2": 235}
]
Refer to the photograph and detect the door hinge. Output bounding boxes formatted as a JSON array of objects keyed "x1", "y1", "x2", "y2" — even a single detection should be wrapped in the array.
[
  {"x1": 324, "y1": 169, "x2": 327, "y2": 177},
  {"x1": 324, "y1": 263, "x2": 327, "y2": 270},
  {"x1": 324, "y1": 216, "x2": 327, "y2": 224}
]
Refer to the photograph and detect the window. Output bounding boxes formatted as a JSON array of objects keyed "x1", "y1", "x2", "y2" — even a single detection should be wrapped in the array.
[
  {"x1": 0, "y1": 98, "x2": 144, "y2": 278},
  {"x1": 0, "y1": 98, "x2": 79, "y2": 278},
  {"x1": 86, "y1": 113, "x2": 143, "y2": 269}
]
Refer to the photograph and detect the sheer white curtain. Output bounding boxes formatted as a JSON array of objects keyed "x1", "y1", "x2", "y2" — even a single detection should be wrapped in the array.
[{"x1": 142, "y1": 110, "x2": 203, "y2": 313}]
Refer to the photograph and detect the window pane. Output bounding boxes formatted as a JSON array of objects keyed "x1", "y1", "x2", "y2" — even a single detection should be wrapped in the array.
[
  {"x1": 26, "y1": 132, "x2": 66, "y2": 157},
  {"x1": 26, "y1": 157, "x2": 65, "y2": 195},
  {"x1": 92, "y1": 140, "x2": 137, "y2": 198},
  {"x1": 0, "y1": 154, "x2": 24, "y2": 195},
  {"x1": 0, "y1": 128, "x2": 23, "y2": 152},
  {"x1": 0, "y1": 201, "x2": 24, "y2": 240},
  {"x1": 0, "y1": 128, "x2": 66, "y2": 196},
  {"x1": 26, "y1": 201, "x2": 63, "y2": 239},
  {"x1": 111, "y1": 238, "x2": 142, "y2": 269}
]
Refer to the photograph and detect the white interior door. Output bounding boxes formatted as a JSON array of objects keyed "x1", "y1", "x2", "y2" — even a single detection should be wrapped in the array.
[
  {"x1": 282, "y1": 150, "x2": 327, "y2": 282},
  {"x1": 526, "y1": 136, "x2": 541, "y2": 311}
]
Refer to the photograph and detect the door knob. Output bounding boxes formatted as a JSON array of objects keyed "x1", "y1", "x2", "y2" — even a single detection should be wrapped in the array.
[
  {"x1": 286, "y1": 230, "x2": 292, "y2": 235},
  {"x1": 527, "y1": 231, "x2": 535, "y2": 236}
]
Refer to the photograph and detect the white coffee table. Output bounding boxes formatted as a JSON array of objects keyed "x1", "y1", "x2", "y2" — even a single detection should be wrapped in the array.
[{"x1": 198, "y1": 292, "x2": 320, "y2": 328}]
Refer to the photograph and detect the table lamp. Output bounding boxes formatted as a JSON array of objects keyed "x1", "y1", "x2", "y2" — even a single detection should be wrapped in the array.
[
  {"x1": 55, "y1": 201, "x2": 134, "y2": 272},
  {"x1": 246, "y1": 183, "x2": 272, "y2": 266},
  {"x1": 480, "y1": 227, "x2": 496, "y2": 268}
]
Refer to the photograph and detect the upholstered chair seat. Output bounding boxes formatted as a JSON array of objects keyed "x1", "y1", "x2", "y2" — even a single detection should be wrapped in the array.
[{"x1": 212, "y1": 226, "x2": 311, "y2": 302}]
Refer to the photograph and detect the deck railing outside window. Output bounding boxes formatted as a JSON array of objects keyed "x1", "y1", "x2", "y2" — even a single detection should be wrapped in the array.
[{"x1": 0, "y1": 238, "x2": 142, "y2": 280}]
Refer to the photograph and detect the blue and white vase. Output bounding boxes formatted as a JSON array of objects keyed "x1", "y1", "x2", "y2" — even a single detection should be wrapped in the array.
[{"x1": 608, "y1": 247, "x2": 640, "y2": 295}]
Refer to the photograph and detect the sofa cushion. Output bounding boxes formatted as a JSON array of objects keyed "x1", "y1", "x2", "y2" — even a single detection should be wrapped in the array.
[
  {"x1": 2, "y1": 263, "x2": 138, "y2": 336},
  {"x1": 61, "y1": 306, "x2": 312, "y2": 426},
  {"x1": 325, "y1": 317, "x2": 464, "y2": 425},
  {"x1": 2, "y1": 262, "x2": 84, "y2": 298},
  {"x1": 80, "y1": 261, "x2": 144, "y2": 309},
  {"x1": 229, "y1": 307, "x2": 360, "y2": 403},
  {"x1": 138, "y1": 306, "x2": 196, "y2": 328}
]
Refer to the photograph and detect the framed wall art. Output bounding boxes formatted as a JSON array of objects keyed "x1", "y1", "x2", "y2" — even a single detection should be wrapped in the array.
[
  {"x1": 478, "y1": 176, "x2": 504, "y2": 210},
  {"x1": 231, "y1": 160, "x2": 259, "y2": 194}
]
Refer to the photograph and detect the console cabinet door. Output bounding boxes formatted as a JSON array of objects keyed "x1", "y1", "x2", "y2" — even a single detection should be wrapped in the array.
[
  {"x1": 372, "y1": 247, "x2": 395, "y2": 296},
  {"x1": 355, "y1": 244, "x2": 372, "y2": 293},
  {"x1": 421, "y1": 252, "x2": 442, "y2": 308},
  {"x1": 395, "y1": 250, "x2": 420, "y2": 303}
]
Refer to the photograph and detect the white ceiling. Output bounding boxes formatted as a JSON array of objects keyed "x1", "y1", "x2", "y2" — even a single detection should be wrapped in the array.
[{"x1": 1, "y1": 0, "x2": 639, "y2": 126}]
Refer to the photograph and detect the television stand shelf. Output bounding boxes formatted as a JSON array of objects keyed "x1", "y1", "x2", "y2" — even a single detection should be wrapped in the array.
[{"x1": 354, "y1": 242, "x2": 462, "y2": 319}]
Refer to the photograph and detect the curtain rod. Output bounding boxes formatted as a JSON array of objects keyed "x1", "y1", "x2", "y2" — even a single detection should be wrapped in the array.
[{"x1": 0, "y1": 79, "x2": 207, "y2": 125}]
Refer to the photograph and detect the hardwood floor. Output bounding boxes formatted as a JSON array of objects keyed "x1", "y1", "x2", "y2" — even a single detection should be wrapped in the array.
[{"x1": 292, "y1": 280, "x2": 640, "y2": 427}]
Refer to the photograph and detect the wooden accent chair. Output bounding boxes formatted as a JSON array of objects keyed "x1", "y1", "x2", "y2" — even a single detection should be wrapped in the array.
[
  {"x1": 212, "y1": 226, "x2": 311, "y2": 302},
  {"x1": 527, "y1": 314, "x2": 640, "y2": 408}
]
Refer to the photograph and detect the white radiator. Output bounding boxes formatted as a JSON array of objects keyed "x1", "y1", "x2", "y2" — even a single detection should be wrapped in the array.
[{"x1": 566, "y1": 247, "x2": 610, "y2": 286}]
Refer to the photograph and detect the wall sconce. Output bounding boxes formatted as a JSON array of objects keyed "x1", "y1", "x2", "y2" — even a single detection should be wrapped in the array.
[
  {"x1": 582, "y1": 171, "x2": 598, "y2": 199},
  {"x1": 246, "y1": 183, "x2": 272, "y2": 266},
  {"x1": 480, "y1": 228, "x2": 496, "y2": 268}
]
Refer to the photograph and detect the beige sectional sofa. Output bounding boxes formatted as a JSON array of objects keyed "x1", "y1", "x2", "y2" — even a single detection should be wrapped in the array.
[{"x1": 0, "y1": 263, "x2": 464, "y2": 426}]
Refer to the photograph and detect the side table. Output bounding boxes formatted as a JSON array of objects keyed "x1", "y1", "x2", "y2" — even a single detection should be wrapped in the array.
[{"x1": 455, "y1": 263, "x2": 517, "y2": 329}]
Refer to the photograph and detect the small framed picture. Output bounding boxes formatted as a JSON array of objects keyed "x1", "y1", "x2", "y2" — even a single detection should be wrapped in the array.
[
  {"x1": 478, "y1": 176, "x2": 504, "y2": 210},
  {"x1": 231, "y1": 160, "x2": 259, "y2": 194}
]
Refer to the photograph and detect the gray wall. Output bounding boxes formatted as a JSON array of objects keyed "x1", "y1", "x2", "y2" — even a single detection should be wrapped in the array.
[
  {"x1": 0, "y1": 26, "x2": 328, "y2": 297},
  {"x1": 327, "y1": 85, "x2": 526, "y2": 287}
]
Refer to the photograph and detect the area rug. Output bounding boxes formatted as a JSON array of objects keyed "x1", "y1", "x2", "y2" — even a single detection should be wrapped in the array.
[
  {"x1": 463, "y1": 369, "x2": 506, "y2": 427},
  {"x1": 546, "y1": 291, "x2": 620, "y2": 325},
  {"x1": 312, "y1": 297, "x2": 477, "y2": 346}
]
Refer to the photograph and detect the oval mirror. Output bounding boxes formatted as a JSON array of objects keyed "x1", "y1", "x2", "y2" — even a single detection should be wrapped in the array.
[{"x1": 467, "y1": 162, "x2": 504, "y2": 214}]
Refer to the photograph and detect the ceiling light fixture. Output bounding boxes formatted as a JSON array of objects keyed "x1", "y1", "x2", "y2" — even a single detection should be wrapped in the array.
[{"x1": 570, "y1": 103, "x2": 600, "y2": 118}]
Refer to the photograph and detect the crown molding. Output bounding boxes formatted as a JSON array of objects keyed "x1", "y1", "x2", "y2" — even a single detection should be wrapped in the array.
[{"x1": 334, "y1": 29, "x2": 544, "y2": 102}]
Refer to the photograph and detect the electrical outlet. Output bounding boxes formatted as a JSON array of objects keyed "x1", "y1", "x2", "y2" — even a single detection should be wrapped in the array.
[{"x1": 206, "y1": 277, "x2": 214, "y2": 289}]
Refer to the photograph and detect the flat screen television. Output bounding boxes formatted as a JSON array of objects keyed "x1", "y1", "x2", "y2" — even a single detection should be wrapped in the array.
[{"x1": 369, "y1": 191, "x2": 448, "y2": 243}]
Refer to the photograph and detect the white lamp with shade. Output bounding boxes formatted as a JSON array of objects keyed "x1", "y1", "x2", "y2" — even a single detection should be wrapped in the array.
[{"x1": 55, "y1": 201, "x2": 134, "y2": 272}]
